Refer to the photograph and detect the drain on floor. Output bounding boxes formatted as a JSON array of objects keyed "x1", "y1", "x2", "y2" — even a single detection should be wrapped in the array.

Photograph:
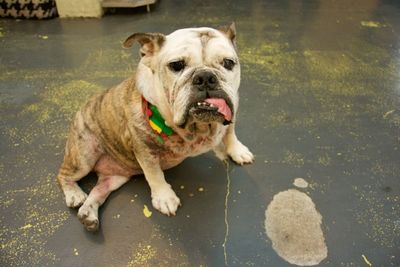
[{"x1": 265, "y1": 189, "x2": 327, "y2": 266}]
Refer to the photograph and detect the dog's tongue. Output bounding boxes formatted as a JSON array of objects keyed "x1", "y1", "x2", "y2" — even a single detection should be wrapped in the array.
[{"x1": 205, "y1": 98, "x2": 232, "y2": 121}]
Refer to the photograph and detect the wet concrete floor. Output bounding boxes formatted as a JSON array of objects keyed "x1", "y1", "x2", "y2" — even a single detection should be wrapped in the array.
[{"x1": 0, "y1": 0, "x2": 399, "y2": 266}]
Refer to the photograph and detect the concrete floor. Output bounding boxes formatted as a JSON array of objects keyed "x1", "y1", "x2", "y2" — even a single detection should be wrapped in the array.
[{"x1": 1, "y1": 0, "x2": 399, "y2": 266}]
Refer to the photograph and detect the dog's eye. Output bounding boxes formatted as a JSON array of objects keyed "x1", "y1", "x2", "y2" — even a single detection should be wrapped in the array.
[
  {"x1": 168, "y1": 60, "x2": 186, "y2": 72},
  {"x1": 222, "y1": 58, "x2": 235, "y2": 71}
]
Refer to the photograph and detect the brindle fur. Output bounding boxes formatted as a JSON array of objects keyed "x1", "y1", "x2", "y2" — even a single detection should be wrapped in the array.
[{"x1": 57, "y1": 24, "x2": 254, "y2": 231}]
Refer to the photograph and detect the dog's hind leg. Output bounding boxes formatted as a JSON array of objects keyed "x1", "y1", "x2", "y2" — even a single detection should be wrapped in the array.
[
  {"x1": 78, "y1": 175, "x2": 130, "y2": 231},
  {"x1": 57, "y1": 112, "x2": 102, "y2": 208}
]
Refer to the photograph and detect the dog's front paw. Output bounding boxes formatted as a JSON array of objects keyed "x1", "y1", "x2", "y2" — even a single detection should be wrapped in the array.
[
  {"x1": 227, "y1": 140, "x2": 254, "y2": 165},
  {"x1": 78, "y1": 204, "x2": 99, "y2": 232},
  {"x1": 151, "y1": 185, "x2": 181, "y2": 216}
]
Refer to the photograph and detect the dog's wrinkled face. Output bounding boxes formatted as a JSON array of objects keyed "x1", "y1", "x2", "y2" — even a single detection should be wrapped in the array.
[{"x1": 123, "y1": 24, "x2": 240, "y2": 129}]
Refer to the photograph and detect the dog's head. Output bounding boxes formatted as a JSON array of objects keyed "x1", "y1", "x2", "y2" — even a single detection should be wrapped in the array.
[{"x1": 123, "y1": 23, "x2": 240, "y2": 128}]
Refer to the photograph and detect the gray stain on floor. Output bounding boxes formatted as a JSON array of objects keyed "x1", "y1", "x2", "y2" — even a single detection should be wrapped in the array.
[{"x1": 265, "y1": 189, "x2": 327, "y2": 266}]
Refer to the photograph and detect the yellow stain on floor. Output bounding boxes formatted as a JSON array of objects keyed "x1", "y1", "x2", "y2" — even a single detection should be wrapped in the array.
[
  {"x1": 127, "y1": 244, "x2": 157, "y2": 266},
  {"x1": 143, "y1": 205, "x2": 152, "y2": 218},
  {"x1": 125, "y1": 226, "x2": 190, "y2": 267},
  {"x1": 362, "y1": 254, "x2": 373, "y2": 266},
  {"x1": 361, "y1": 21, "x2": 386, "y2": 28},
  {"x1": 238, "y1": 33, "x2": 398, "y2": 131},
  {"x1": 318, "y1": 153, "x2": 332, "y2": 167},
  {"x1": 353, "y1": 182, "x2": 400, "y2": 248},
  {"x1": 0, "y1": 173, "x2": 69, "y2": 266},
  {"x1": 282, "y1": 150, "x2": 305, "y2": 167},
  {"x1": 24, "y1": 80, "x2": 104, "y2": 123}
]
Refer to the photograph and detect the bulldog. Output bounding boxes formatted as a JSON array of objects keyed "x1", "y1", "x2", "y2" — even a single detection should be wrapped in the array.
[{"x1": 57, "y1": 23, "x2": 254, "y2": 231}]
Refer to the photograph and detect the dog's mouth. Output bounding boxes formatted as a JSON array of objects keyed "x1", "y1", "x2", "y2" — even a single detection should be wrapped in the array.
[
  {"x1": 191, "y1": 98, "x2": 232, "y2": 120},
  {"x1": 177, "y1": 96, "x2": 233, "y2": 128}
]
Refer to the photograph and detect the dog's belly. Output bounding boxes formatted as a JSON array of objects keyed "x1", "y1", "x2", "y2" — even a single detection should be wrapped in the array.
[{"x1": 94, "y1": 154, "x2": 139, "y2": 177}]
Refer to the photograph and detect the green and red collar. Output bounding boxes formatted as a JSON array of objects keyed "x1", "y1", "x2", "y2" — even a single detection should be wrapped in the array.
[{"x1": 142, "y1": 96, "x2": 175, "y2": 144}]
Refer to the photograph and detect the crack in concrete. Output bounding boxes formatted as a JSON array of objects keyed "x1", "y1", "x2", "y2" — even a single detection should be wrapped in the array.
[{"x1": 222, "y1": 160, "x2": 231, "y2": 266}]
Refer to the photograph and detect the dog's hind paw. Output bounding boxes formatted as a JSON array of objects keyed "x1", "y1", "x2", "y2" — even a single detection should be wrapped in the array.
[
  {"x1": 78, "y1": 204, "x2": 99, "y2": 232},
  {"x1": 151, "y1": 185, "x2": 181, "y2": 216},
  {"x1": 64, "y1": 185, "x2": 88, "y2": 208}
]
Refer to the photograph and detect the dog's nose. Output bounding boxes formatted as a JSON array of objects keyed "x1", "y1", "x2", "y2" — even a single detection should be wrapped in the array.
[{"x1": 192, "y1": 71, "x2": 218, "y2": 91}]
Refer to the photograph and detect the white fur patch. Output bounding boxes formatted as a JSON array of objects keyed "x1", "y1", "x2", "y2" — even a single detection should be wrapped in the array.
[
  {"x1": 151, "y1": 184, "x2": 181, "y2": 216},
  {"x1": 78, "y1": 203, "x2": 99, "y2": 232},
  {"x1": 136, "y1": 27, "x2": 241, "y2": 128},
  {"x1": 226, "y1": 139, "x2": 254, "y2": 165},
  {"x1": 64, "y1": 184, "x2": 87, "y2": 208}
]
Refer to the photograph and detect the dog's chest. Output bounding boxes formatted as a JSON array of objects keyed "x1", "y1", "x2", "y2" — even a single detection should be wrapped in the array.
[{"x1": 163, "y1": 123, "x2": 226, "y2": 159}]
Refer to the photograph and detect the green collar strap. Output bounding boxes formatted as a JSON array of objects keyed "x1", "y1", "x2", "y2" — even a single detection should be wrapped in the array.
[{"x1": 142, "y1": 96, "x2": 174, "y2": 143}]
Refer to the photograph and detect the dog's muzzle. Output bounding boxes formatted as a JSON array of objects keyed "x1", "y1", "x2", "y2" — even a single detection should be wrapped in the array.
[{"x1": 177, "y1": 70, "x2": 234, "y2": 127}]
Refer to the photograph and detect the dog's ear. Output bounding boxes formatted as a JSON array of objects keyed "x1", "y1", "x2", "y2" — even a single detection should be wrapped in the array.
[
  {"x1": 123, "y1": 33, "x2": 166, "y2": 57},
  {"x1": 218, "y1": 22, "x2": 236, "y2": 47}
]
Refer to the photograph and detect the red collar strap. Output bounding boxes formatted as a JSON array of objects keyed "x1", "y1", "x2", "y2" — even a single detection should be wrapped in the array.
[{"x1": 142, "y1": 96, "x2": 175, "y2": 144}]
